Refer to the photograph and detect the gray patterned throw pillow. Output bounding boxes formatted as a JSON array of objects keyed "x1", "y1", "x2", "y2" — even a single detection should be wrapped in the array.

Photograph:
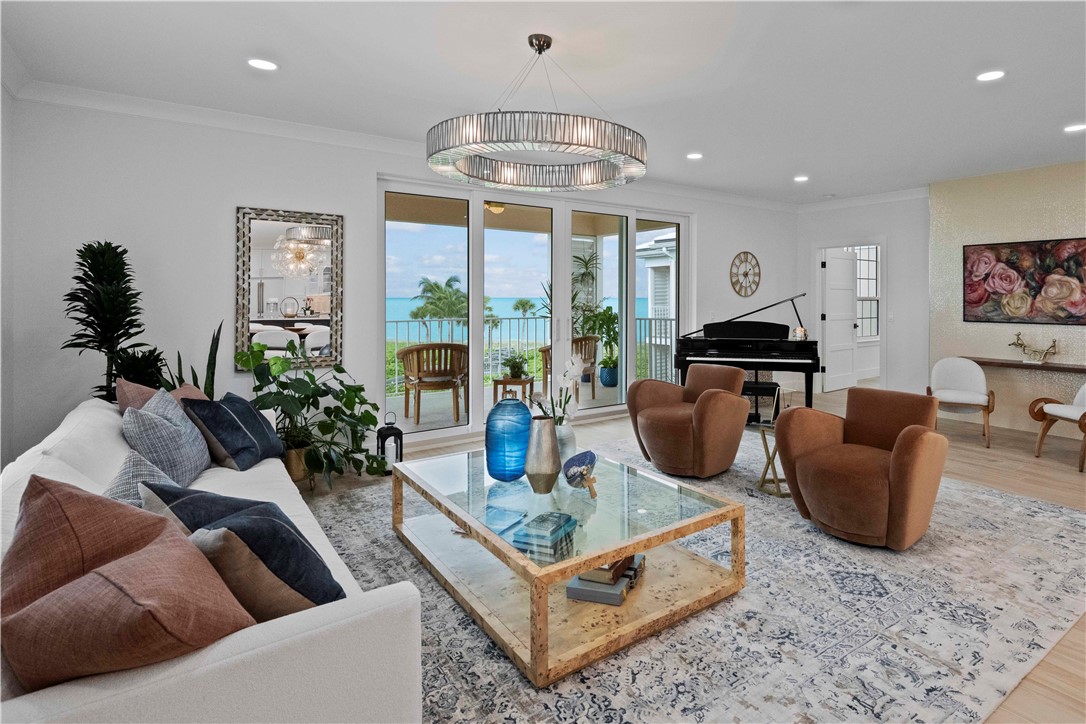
[
  {"x1": 104, "y1": 450, "x2": 178, "y2": 507},
  {"x1": 122, "y1": 389, "x2": 210, "y2": 486}
]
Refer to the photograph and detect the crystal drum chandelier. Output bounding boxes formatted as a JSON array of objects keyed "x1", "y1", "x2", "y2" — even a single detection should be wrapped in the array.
[
  {"x1": 427, "y1": 34, "x2": 647, "y2": 192},
  {"x1": 271, "y1": 227, "x2": 330, "y2": 279}
]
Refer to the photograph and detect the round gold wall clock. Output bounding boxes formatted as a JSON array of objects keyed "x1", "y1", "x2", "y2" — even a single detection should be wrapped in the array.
[{"x1": 730, "y1": 251, "x2": 761, "y2": 297}]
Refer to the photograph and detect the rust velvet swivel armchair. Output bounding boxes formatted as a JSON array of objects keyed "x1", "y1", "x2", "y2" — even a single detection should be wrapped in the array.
[
  {"x1": 776, "y1": 388, "x2": 948, "y2": 551},
  {"x1": 627, "y1": 364, "x2": 750, "y2": 478}
]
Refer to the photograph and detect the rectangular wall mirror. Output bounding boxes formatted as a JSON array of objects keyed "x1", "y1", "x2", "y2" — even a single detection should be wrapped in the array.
[{"x1": 235, "y1": 206, "x2": 343, "y2": 367}]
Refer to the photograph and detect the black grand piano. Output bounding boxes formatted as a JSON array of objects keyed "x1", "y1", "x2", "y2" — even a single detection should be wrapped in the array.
[{"x1": 675, "y1": 293, "x2": 821, "y2": 409}]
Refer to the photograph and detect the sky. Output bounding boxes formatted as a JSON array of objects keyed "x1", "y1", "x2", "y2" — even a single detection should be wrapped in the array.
[{"x1": 385, "y1": 221, "x2": 641, "y2": 301}]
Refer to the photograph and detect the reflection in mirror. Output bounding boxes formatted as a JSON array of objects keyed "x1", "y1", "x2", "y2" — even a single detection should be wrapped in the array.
[{"x1": 236, "y1": 207, "x2": 343, "y2": 367}]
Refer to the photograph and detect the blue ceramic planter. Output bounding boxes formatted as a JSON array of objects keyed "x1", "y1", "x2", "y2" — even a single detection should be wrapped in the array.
[
  {"x1": 484, "y1": 399, "x2": 532, "y2": 481},
  {"x1": 599, "y1": 366, "x2": 619, "y2": 387}
]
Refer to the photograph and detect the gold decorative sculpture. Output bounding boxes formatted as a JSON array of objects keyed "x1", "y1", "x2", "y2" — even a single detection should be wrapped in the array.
[{"x1": 1009, "y1": 332, "x2": 1057, "y2": 363}]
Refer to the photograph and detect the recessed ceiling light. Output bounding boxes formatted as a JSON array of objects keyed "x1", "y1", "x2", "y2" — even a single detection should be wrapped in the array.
[
  {"x1": 248, "y1": 58, "x2": 278, "y2": 71},
  {"x1": 1064, "y1": 123, "x2": 1086, "y2": 133},
  {"x1": 686, "y1": 152, "x2": 703, "y2": 160},
  {"x1": 794, "y1": 176, "x2": 809, "y2": 183},
  {"x1": 822, "y1": 194, "x2": 837, "y2": 199},
  {"x1": 976, "y1": 70, "x2": 1005, "y2": 82}
]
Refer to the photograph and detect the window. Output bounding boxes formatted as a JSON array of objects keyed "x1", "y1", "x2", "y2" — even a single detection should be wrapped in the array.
[{"x1": 854, "y1": 245, "x2": 879, "y2": 338}]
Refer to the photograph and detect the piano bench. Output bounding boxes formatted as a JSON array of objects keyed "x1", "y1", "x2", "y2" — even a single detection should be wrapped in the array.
[{"x1": 742, "y1": 381, "x2": 781, "y2": 424}]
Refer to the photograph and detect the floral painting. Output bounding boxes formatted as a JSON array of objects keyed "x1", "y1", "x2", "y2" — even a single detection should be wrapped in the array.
[{"x1": 963, "y1": 238, "x2": 1086, "y2": 324}]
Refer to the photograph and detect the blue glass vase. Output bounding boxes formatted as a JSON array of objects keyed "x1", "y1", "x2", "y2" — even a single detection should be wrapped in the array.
[{"x1": 485, "y1": 399, "x2": 532, "y2": 482}]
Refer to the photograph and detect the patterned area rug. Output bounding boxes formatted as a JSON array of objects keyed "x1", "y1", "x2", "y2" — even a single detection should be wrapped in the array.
[{"x1": 308, "y1": 432, "x2": 1085, "y2": 723}]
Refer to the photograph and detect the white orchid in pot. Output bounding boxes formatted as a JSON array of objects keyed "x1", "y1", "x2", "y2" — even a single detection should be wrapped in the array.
[{"x1": 532, "y1": 355, "x2": 582, "y2": 463}]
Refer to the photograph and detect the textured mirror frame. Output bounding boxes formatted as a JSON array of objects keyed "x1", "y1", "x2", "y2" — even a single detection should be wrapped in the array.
[{"x1": 235, "y1": 206, "x2": 344, "y2": 369}]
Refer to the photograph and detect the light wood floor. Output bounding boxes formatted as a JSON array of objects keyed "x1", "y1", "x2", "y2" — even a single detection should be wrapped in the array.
[{"x1": 312, "y1": 385, "x2": 1086, "y2": 723}]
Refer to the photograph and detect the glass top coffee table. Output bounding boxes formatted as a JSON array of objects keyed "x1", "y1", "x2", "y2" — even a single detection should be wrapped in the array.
[{"x1": 393, "y1": 450, "x2": 745, "y2": 687}]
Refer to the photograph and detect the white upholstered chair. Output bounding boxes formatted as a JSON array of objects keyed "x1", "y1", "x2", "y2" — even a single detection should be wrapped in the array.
[
  {"x1": 303, "y1": 327, "x2": 331, "y2": 354},
  {"x1": 926, "y1": 357, "x2": 995, "y2": 447},
  {"x1": 252, "y1": 329, "x2": 301, "y2": 350},
  {"x1": 1030, "y1": 383, "x2": 1086, "y2": 472}
]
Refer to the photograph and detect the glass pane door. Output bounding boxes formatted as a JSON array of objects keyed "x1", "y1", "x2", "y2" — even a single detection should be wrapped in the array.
[
  {"x1": 384, "y1": 192, "x2": 470, "y2": 433},
  {"x1": 482, "y1": 201, "x2": 552, "y2": 417},
  {"x1": 571, "y1": 210, "x2": 627, "y2": 409},
  {"x1": 635, "y1": 219, "x2": 680, "y2": 383}
]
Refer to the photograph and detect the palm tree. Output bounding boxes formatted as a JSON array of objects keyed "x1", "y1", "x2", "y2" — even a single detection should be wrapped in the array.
[
  {"x1": 413, "y1": 275, "x2": 468, "y2": 341},
  {"x1": 512, "y1": 298, "x2": 536, "y2": 346},
  {"x1": 484, "y1": 296, "x2": 501, "y2": 363},
  {"x1": 62, "y1": 241, "x2": 147, "y2": 402}
]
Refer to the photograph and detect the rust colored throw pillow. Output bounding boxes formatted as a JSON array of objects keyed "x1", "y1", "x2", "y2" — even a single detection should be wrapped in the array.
[
  {"x1": 0, "y1": 476, "x2": 255, "y2": 692},
  {"x1": 116, "y1": 378, "x2": 208, "y2": 414}
]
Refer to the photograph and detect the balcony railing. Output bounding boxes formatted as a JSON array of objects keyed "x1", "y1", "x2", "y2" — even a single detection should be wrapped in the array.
[{"x1": 385, "y1": 315, "x2": 678, "y2": 394}]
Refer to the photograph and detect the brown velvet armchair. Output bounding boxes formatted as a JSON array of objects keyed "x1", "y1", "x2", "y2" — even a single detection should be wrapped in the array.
[
  {"x1": 627, "y1": 364, "x2": 750, "y2": 478},
  {"x1": 776, "y1": 388, "x2": 948, "y2": 551}
]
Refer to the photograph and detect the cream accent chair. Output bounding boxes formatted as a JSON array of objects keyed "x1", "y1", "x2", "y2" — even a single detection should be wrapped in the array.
[
  {"x1": 303, "y1": 327, "x2": 331, "y2": 354},
  {"x1": 926, "y1": 357, "x2": 995, "y2": 448},
  {"x1": 252, "y1": 329, "x2": 301, "y2": 350},
  {"x1": 1030, "y1": 383, "x2": 1086, "y2": 472}
]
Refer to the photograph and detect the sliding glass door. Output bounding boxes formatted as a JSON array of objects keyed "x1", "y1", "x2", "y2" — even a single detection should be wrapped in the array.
[
  {"x1": 384, "y1": 184, "x2": 653, "y2": 437},
  {"x1": 385, "y1": 191, "x2": 470, "y2": 433},
  {"x1": 482, "y1": 201, "x2": 551, "y2": 417},
  {"x1": 571, "y1": 210, "x2": 627, "y2": 409},
  {"x1": 635, "y1": 219, "x2": 680, "y2": 383}
]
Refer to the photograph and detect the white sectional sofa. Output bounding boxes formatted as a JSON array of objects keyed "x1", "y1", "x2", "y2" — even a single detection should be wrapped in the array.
[{"x1": 1, "y1": 399, "x2": 422, "y2": 723}]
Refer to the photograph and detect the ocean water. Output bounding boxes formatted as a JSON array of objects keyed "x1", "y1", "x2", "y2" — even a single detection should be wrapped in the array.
[{"x1": 385, "y1": 297, "x2": 650, "y2": 341}]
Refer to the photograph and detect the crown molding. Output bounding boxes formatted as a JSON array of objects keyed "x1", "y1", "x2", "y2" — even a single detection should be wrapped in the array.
[
  {"x1": 7, "y1": 77, "x2": 934, "y2": 216},
  {"x1": 8, "y1": 79, "x2": 804, "y2": 214},
  {"x1": 13, "y1": 80, "x2": 426, "y2": 157},
  {"x1": 795, "y1": 186, "x2": 929, "y2": 213},
  {"x1": 1, "y1": 39, "x2": 31, "y2": 97}
]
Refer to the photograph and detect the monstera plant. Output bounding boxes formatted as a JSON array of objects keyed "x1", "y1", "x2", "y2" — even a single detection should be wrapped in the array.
[{"x1": 236, "y1": 342, "x2": 385, "y2": 487}]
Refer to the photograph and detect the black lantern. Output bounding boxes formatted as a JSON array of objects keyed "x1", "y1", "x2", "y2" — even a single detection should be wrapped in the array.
[{"x1": 377, "y1": 412, "x2": 403, "y2": 475}]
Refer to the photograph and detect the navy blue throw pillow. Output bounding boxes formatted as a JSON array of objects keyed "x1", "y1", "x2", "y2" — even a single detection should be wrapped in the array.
[
  {"x1": 182, "y1": 393, "x2": 284, "y2": 471},
  {"x1": 139, "y1": 483, "x2": 346, "y2": 622}
]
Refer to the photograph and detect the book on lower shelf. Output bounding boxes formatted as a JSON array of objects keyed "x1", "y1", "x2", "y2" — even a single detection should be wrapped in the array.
[
  {"x1": 579, "y1": 555, "x2": 635, "y2": 585},
  {"x1": 512, "y1": 512, "x2": 577, "y2": 565},
  {"x1": 566, "y1": 554, "x2": 646, "y2": 606},
  {"x1": 566, "y1": 575, "x2": 629, "y2": 606}
]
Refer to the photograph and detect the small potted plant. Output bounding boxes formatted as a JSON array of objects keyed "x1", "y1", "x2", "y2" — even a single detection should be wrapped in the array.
[
  {"x1": 504, "y1": 351, "x2": 528, "y2": 379},
  {"x1": 585, "y1": 306, "x2": 620, "y2": 387}
]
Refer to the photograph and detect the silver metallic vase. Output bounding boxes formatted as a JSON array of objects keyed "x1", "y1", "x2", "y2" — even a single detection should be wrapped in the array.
[{"x1": 525, "y1": 416, "x2": 561, "y2": 494}]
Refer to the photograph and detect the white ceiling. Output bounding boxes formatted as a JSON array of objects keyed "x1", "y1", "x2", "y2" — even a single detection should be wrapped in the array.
[{"x1": 3, "y1": 1, "x2": 1084, "y2": 204}]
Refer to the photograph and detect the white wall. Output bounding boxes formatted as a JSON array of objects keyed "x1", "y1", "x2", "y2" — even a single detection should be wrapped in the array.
[
  {"x1": 796, "y1": 192, "x2": 931, "y2": 394},
  {"x1": 1, "y1": 87, "x2": 15, "y2": 463},
  {"x1": 1, "y1": 94, "x2": 799, "y2": 463}
]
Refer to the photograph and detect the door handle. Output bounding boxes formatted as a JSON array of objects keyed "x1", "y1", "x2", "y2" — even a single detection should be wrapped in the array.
[{"x1": 853, "y1": 323, "x2": 859, "y2": 329}]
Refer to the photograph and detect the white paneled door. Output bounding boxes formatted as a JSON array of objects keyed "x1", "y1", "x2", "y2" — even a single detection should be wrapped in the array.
[{"x1": 821, "y1": 248, "x2": 858, "y2": 392}]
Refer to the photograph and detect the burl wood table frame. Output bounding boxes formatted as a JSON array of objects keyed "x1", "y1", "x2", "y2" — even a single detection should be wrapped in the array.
[{"x1": 392, "y1": 452, "x2": 745, "y2": 688}]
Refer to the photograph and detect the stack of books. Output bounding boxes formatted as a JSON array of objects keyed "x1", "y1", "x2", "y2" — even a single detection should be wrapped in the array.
[
  {"x1": 511, "y1": 512, "x2": 576, "y2": 565},
  {"x1": 566, "y1": 554, "x2": 646, "y2": 606}
]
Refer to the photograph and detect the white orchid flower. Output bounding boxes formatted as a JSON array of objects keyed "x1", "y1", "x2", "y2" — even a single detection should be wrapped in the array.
[{"x1": 561, "y1": 355, "x2": 584, "y2": 387}]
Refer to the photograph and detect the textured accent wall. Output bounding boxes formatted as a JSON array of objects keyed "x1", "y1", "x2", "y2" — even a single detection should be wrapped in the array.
[{"x1": 929, "y1": 162, "x2": 1086, "y2": 438}]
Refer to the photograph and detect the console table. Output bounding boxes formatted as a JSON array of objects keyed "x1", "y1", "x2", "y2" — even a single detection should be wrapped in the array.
[{"x1": 963, "y1": 357, "x2": 1086, "y2": 374}]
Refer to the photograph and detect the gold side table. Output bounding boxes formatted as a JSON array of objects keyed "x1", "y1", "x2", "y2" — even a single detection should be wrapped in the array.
[{"x1": 757, "y1": 426, "x2": 790, "y2": 498}]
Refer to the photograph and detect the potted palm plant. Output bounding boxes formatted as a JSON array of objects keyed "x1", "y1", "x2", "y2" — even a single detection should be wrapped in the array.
[
  {"x1": 584, "y1": 306, "x2": 620, "y2": 387},
  {"x1": 62, "y1": 241, "x2": 148, "y2": 401}
]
